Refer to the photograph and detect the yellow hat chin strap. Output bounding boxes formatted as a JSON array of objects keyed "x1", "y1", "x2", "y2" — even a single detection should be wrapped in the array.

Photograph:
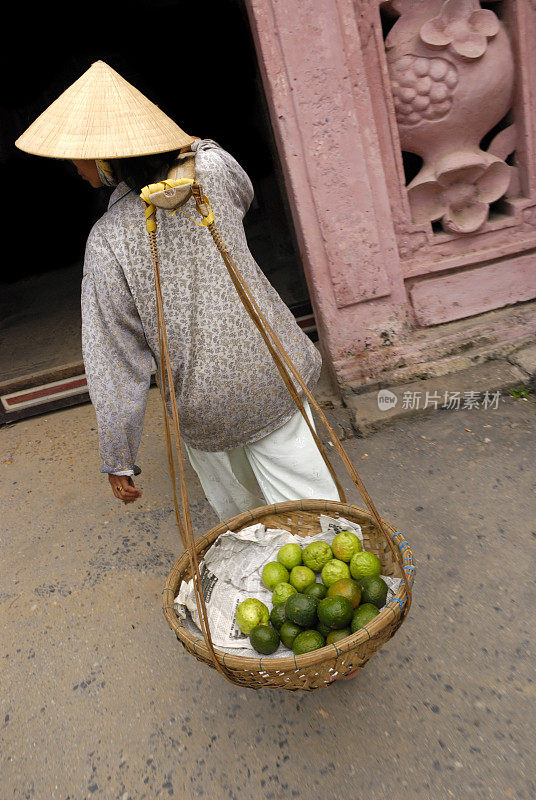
[
  {"x1": 96, "y1": 159, "x2": 116, "y2": 187},
  {"x1": 140, "y1": 178, "x2": 215, "y2": 232}
]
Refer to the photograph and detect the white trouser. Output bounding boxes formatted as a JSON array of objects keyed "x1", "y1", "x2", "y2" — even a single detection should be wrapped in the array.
[{"x1": 185, "y1": 401, "x2": 340, "y2": 521}]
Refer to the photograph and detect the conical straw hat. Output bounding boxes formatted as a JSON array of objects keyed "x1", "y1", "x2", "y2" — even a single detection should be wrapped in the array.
[{"x1": 15, "y1": 61, "x2": 195, "y2": 159}]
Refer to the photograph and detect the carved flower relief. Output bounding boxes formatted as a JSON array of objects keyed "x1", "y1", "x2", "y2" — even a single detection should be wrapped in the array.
[
  {"x1": 408, "y1": 153, "x2": 511, "y2": 234},
  {"x1": 420, "y1": 0, "x2": 500, "y2": 61}
]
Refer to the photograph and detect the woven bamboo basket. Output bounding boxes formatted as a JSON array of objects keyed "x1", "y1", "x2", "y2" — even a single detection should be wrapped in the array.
[
  {"x1": 163, "y1": 500, "x2": 414, "y2": 691},
  {"x1": 140, "y1": 173, "x2": 415, "y2": 691}
]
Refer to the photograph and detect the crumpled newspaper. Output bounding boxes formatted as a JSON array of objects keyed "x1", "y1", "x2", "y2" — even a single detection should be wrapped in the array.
[{"x1": 174, "y1": 515, "x2": 402, "y2": 658}]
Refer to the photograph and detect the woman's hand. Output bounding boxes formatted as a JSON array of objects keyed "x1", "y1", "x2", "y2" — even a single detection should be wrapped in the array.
[{"x1": 108, "y1": 474, "x2": 143, "y2": 504}]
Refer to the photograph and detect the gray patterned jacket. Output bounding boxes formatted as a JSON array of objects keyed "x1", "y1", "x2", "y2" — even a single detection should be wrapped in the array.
[{"x1": 81, "y1": 139, "x2": 321, "y2": 475}]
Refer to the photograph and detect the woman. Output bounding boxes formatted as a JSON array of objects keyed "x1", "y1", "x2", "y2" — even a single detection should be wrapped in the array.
[{"x1": 16, "y1": 61, "x2": 339, "y2": 521}]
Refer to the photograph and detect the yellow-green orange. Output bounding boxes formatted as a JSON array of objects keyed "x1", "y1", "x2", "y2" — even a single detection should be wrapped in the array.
[
  {"x1": 262, "y1": 561, "x2": 289, "y2": 591},
  {"x1": 277, "y1": 543, "x2": 303, "y2": 570},
  {"x1": 272, "y1": 582, "x2": 297, "y2": 606},
  {"x1": 302, "y1": 540, "x2": 333, "y2": 572},
  {"x1": 321, "y1": 558, "x2": 350, "y2": 587},
  {"x1": 331, "y1": 531, "x2": 362, "y2": 562},
  {"x1": 349, "y1": 551, "x2": 381, "y2": 581},
  {"x1": 235, "y1": 598, "x2": 269, "y2": 635},
  {"x1": 289, "y1": 565, "x2": 316, "y2": 592}
]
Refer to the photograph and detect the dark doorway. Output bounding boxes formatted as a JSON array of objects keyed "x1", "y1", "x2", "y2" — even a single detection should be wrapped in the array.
[{"x1": 0, "y1": 0, "x2": 314, "y2": 419}]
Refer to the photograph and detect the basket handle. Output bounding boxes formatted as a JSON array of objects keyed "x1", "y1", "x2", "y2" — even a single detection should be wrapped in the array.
[
  {"x1": 141, "y1": 181, "x2": 412, "y2": 678},
  {"x1": 146, "y1": 223, "x2": 238, "y2": 683}
]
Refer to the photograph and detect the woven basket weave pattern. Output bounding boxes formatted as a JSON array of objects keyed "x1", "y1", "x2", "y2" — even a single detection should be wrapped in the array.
[{"x1": 163, "y1": 500, "x2": 415, "y2": 692}]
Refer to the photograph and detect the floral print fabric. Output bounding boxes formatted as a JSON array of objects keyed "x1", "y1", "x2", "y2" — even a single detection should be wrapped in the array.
[{"x1": 81, "y1": 139, "x2": 321, "y2": 474}]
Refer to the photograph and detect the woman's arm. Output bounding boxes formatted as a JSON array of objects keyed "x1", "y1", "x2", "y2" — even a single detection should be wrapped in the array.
[{"x1": 81, "y1": 224, "x2": 152, "y2": 500}]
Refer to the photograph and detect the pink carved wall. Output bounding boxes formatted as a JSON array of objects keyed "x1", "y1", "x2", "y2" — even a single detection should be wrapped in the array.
[{"x1": 246, "y1": 0, "x2": 536, "y2": 388}]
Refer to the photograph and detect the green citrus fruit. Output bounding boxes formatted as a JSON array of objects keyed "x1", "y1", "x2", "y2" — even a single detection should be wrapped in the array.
[
  {"x1": 262, "y1": 561, "x2": 290, "y2": 591},
  {"x1": 317, "y1": 596, "x2": 353, "y2": 630},
  {"x1": 277, "y1": 543, "x2": 303, "y2": 570},
  {"x1": 327, "y1": 578, "x2": 362, "y2": 608},
  {"x1": 272, "y1": 582, "x2": 297, "y2": 606},
  {"x1": 249, "y1": 624, "x2": 280, "y2": 655},
  {"x1": 321, "y1": 559, "x2": 351, "y2": 587},
  {"x1": 279, "y1": 620, "x2": 304, "y2": 649},
  {"x1": 292, "y1": 630, "x2": 325, "y2": 655},
  {"x1": 331, "y1": 531, "x2": 362, "y2": 562},
  {"x1": 358, "y1": 575, "x2": 388, "y2": 608},
  {"x1": 289, "y1": 565, "x2": 316, "y2": 592},
  {"x1": 235, "y1": 598, "x2": 270, "y2": 635},
  {"x1": 269, "y1": 603, "x2": 287, "y2": 631},
  {"x1": 349, "y1": 551, "x2": 382, "y2": 581},
  {"x1": 316, "y1": 621, "x2": 331, "y2": 638},
  {"x1": 326, "y1": 628, "x2": 352, "y2": 645},
  {"x1": 302, "y1": 541, "x2": 333, "y2": 572},
  {"x1": 351, "y1": 603, "x2": 380, "y2": 632},
  {"x1": 304, "y1": 583, "x2": 328, "y2": 601},
  {"x1": 285, "y1": 593, "x2": 318, "y2": 628}
]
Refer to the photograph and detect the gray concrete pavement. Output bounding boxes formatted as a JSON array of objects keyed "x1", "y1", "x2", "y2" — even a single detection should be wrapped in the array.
[{"x1": 1, "y1": 386, "x2": 535, "y2": 800}]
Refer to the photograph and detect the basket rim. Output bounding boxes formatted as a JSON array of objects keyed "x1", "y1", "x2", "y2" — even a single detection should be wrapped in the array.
[{"x1": 162, "y1": 499, "x2": 415, "y2": 673}]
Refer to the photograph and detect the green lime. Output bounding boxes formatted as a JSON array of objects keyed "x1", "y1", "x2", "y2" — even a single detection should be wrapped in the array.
[
  {"x1": 358, "y1": 575, "x2": 388, "y2": 608},
  {"x1": 249, "y1": 624, "x2": 280, "y2": 655},
  {"x1": 317, "y1": 596, "x2": 353, "y2": 630},
  {"x1": 316, "y1": 621, "x2": 331, "y2": 638},
  {"x1": 302, "y1": 541, "x2": 333, "y2": 572},
  {"x1": 326, "y1": 628, "x2": 352, "y2": 645},
  {"x1": 289, "y1": 565, "x2": 316, "y2": 592},
  {"x1": 272, "y1": 582, "x2": 297, "y2": 606},
  {"x1": 262, "y1": 561, "x2": 290, "y2": 591},
  {"x1": 331, "y1": 531, "x2": 362, "y2": 562},
  {"x1": 326, "y1": 578, "x2": 361, "y2": 608},
  {"x1": 304, "y1": 583, "x2": 328, "y2": 601},
  {"x1": 279, "y1": 620, "x2": 304, "y2": 649},
  {"x1": 277, "y1": 543, "x2": 303, "y2": 570},
  {"x1": 321, "y1": 559, "x2": 351, "y2": 587},
  {"x1": 351, "y1": 603, "x2": 380, "y2": 632},
  {"x1": 269, "y1": 603, "x2": 287, "y2": 631},
  {"x1": 235, "y1": 598, "x2": 270, "y2": 635},
  {"x1": 349, "y1": 551, "x2": 381, "y2": 581},
  {"x1": 292, "y1": 630, "x2": 325, "y2": 655},
  {"x1": 285, "y1": 593, "x2": 318, "y2": 628}
]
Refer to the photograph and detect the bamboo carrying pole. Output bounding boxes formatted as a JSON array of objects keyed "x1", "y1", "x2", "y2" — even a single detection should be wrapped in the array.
[{"x1": 142, "y1": 180, "x2": 413, "y2": 680}]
